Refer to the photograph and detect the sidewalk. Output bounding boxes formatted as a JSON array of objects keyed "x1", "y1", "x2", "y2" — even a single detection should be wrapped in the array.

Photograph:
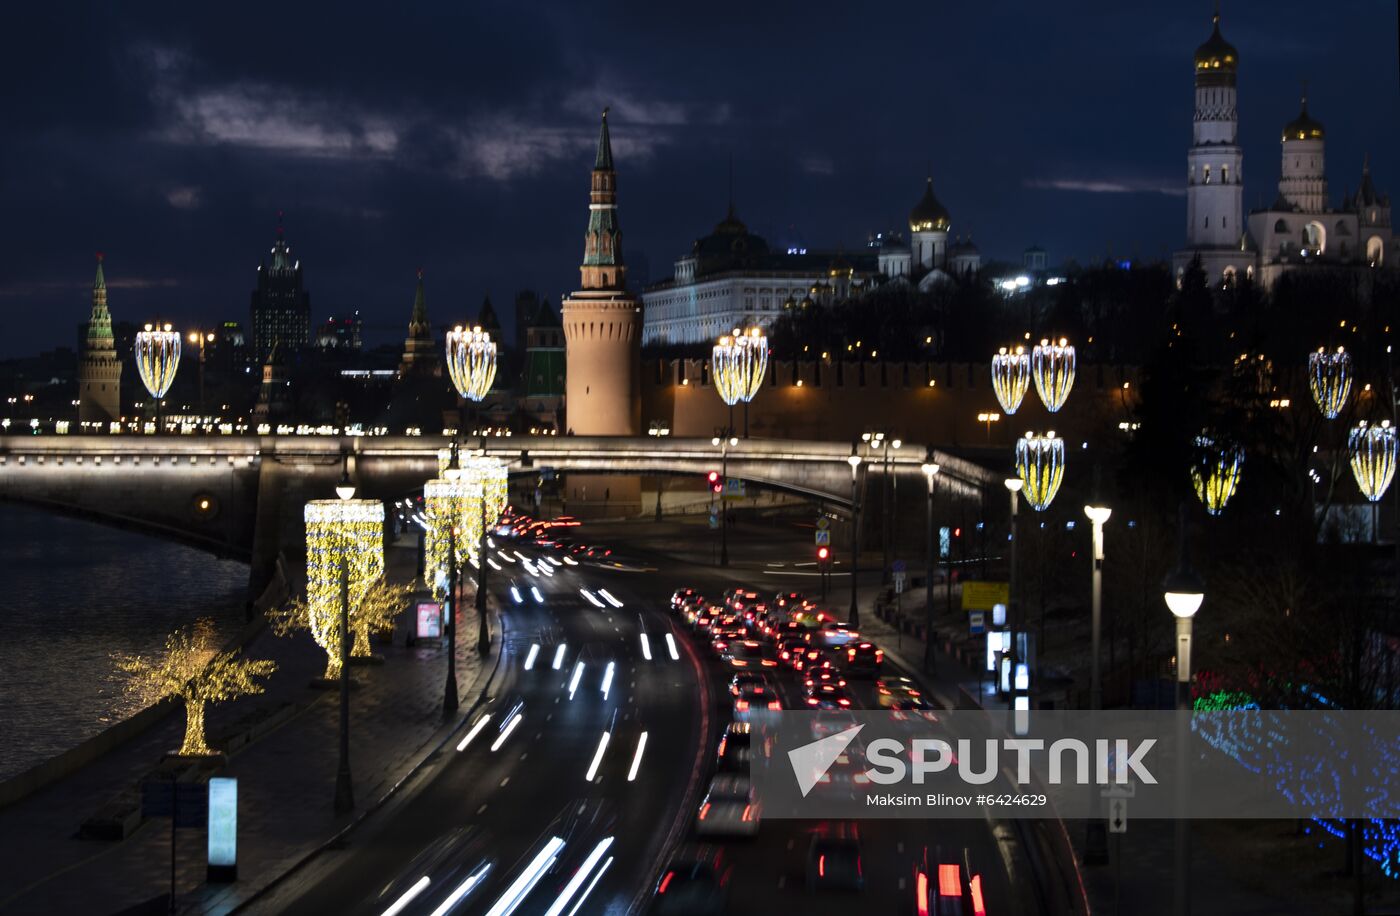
[{"x1": 0, "y1": 538, "x2": 495, "y2": 916}]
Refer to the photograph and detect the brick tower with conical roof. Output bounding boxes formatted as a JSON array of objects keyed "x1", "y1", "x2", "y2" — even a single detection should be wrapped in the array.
[
  {"x1": 561, "y1": 109, "x2": 641, "y2": 435},
  {"x1": 398, "y1": 269, "x2": 440, "y2": 376},
  {"x1": 78, "y1": 252, "x2": 122, "y2": 426}
]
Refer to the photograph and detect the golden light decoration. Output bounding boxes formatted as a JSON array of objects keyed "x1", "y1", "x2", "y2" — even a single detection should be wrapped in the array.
[
  {"x1": 1031, "y1": 337, "x2": 1076, "y2": 413},
  {"x1": 1349, "y1": 421, "x2": 1398, "y2": 502},
  {"x1": 712, "y1": 327, "x2": 769, "y2": 407},
  {"x1": 1014, "y1": 431, "x2": 1065, "y2": 512},
  {"x1": 445, "y1": 325, "x2": 498, "y2": 402},
  {"x1": 303, "y1": 499, "x2": 385, "y2": 676},
  {"x1": 465, "y1": 454, "x2": 509, "y2": 525},
  {"x1": 1307, "y1": 346, "x2": 1353, "y2": 420},
  {"x1": 1190, "y1": 436, "x2": 1245, "y2": 516},
  {"x1": 424, "y1": 476, "x2": 483, "y2": 598},
  {"x1": 134, "y1": 323, "x2": 182, "y2": 400},
  {"x1": 991, "y1": 346, "x2": 1031, "y2": 415}
]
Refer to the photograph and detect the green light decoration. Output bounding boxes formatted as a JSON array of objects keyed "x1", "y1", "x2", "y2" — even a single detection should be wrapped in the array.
[
  {"x1": 1191, "y1": 435, "x2": 1245, "y2": 516},
  {"x1": 1308, "y1": 346, "x2": 1353, "y2": 420},
  {"x1": 1015, "y1": 431, "x2": 1065, "y2": 511},
  {"x1": 1349, "y1": 421, "x2": 1398, "y2": 502}
]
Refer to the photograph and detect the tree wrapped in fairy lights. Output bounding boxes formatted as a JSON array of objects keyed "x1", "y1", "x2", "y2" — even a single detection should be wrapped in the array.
[
  {"x1": 991, "y1": 346, "x2": 1031, "y2": 415},
  {"x1": 446, "y1": 325, "x2": 497, "y2": 402},
  {"x1": 1014, "y1": 431, "x2": 1065, "y2": 511},
  {"x1": 1308, "y1": 346, "x2": 1353, "y2": 420},
  {"x1": 712, "y1": 327, "x2": 769, "y2": 408},
  {"x1": 115, "y1": 618, "x2": 276, "y2": 756},
  {"x1": 1031, "y1": 337, "x2": 1075, "y2": 413},
  {"x1": 1191, "y1": 435, "x2": 1245, "y2": 516},
  {"x1": 1349, "y1": 421, "x2": 1398, "y2": 502},
  {"x1": 271, "y1": 500, "x2": 386, "y2": 678}
]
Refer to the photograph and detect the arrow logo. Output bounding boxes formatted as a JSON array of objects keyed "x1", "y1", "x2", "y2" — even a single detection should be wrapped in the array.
[{"x1": 787, "y1": 725, "x2": 864, "y2": 797}]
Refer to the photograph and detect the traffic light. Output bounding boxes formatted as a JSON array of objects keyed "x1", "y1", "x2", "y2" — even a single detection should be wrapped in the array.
[
  {"x1": 708, "y1": 470, "x2": 721, "y2": 494},
  {"x1": 817, "y1": 546, "x2": 830, "y2": 563}
]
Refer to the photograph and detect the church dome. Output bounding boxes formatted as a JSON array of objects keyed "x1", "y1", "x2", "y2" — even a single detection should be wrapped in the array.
[
  {"x1": 1283, "y1": 96, "x2": 1325, "y2": 142},
  {"x1": 909, "y1": 178, "x2": 951, "y2": 233},
  {"x1": 1194, "y1": 14, "x2": 1238, "y2": 75}
]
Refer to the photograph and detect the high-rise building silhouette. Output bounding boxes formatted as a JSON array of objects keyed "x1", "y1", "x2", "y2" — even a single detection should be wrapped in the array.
[{"x1": 250, "y1": 213, "x2": 311, "y2": 360}]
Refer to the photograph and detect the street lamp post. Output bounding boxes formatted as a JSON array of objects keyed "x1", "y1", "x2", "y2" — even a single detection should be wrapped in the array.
[
  {"x1": 1163, "y1": 502, "x2": 1204, "y2": 916},
  {"x1": 1083, "y1": 501, "x2": 1112, "y2": 865},
  {"x1": 333, "y1": 476, "x2": 356, "y2": 814},
  {"x1": 848, "y1": 448, "x2": 863, "y2": 625},
  {"x1": 476, "y1": 445, "x2": 491, "y2": 656},
  {"x1": 1004, "y1": 477, "x2": 1023, "y2": 677},
  {"x1": 187, "y1": 330, "x2": 214, "y2": 417},
  {"x1": 921, "y1": 458, "x2": 941, "y2": 674}
]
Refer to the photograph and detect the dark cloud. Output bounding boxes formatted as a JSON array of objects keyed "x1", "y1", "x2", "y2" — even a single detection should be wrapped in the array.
[{"x1": 0, "y1": 0, "x2": 1394, "y2": 357}]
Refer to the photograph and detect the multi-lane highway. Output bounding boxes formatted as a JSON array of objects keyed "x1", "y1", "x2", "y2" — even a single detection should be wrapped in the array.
[{"x1": 253, "y1": 517, "x2": 1062, "y2": 915}]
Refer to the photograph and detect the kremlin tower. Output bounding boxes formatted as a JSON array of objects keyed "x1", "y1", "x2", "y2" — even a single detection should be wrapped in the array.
[{"x1": 78, "y1": 253, "x2": 122, "y2": 427}]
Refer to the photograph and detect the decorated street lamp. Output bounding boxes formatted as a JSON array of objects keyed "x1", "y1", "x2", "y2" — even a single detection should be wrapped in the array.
[
  {"x1": 991, "y1": 346, "x2": 1032, "y2": 415},
  {"x1": 1348, "y1": 420, "x2": 1398, "y2": 502},
  {"x1": 1190, "y1": 435, "x2": 1244, "y2": 516},
  {"x1": 847, "y1": 447, "x2": 863, "y2": 626},
  {"x1": 1015, "y1": 431, "x2": 1066, "y2": 512},
  {"x1": 134, "y1": 323, "x2": 181, "y2": 431},
  {"x1": 462, "y1": 452, "x2": 505, "y2": 655},
  {"x1": 446, "y1": 325, "x2": 498, "y2": 408},
  {"x1": 425, "y1": 468, "x2": 481, "y2": 715},
  {"x1": 1031, "y1": 337, "x2": 1076, "y2": 413},
  {"x1": 920, "y1": 457, "x2": 941, "y2": 674},
  {"x1": 304, "y1": 495, "x2": 384, "y2": 812},
  {"x1": 1308, "y1": 346, "x2": 1353, "y2": 420},
  {"x1": 712, "y1": 327, "x2": 770, "y2": 437}
]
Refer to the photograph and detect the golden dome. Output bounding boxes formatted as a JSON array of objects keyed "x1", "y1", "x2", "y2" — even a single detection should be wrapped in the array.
[
  {"x1": 909, "y1": 177, "x2": 950, "y2": 233},
  {"x1": 1194, "y1": 13, "x2": 1238, "y2": 76},
  {"x1": 1283, "y1": 95, "x2": 1324, "y2": 142}
]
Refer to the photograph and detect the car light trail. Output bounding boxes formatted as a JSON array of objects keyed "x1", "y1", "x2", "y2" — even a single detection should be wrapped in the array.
[
  {"x1": 487, "y1": 558, "x2": 502, "y2": 571},
  {"x1": 562, "y1": 556, "x2": 578, "y2": 566},
  {"x1": 566, "y1": 855, "x2": 613, "y2": 916},
  {"x1": 584, "y1": 730, "x2": 611, "y2": 781},
  {"x1": 491, "y1": 712, "x2": 523, "y2": 752},
  {"x1": 552, "y1": 644, "x2": 567, "y2": 670},
  {"x1": 544, "y1": 556, "x2": 562, "y2": 568},
  {"x1": 543, "y1": 836, "x2": 615, "y2": 916},
  {"x1": 427, "y1": 863, "x2": 492, "y2": 916},
  {"x1": 538, "y1": 563, "x2": 554, "y2": 578},
  {"x1": 665, "y1": 633, "x2": 680, "y2": 661},
  {"x1": 600, "y1": 661, "x2": 615, "y2": 700},
  {"x1": 482, "y1": 837, "x2": 564, "y2": 916},
  {"x1": 510, "y1": 586, "x2": 523, "y2": 604},
  {"x1": 522, "y1": 559, "x2": 539, "y2": 576},
  {"x1": 640, "y1": 633, "x2": 652, "y2": 660},
  {"x1": 378, "y1": 875, "x2": 430, "y2": 916},
  {"x1": 524, "y1": 643, "x2": 540, "y2": 670},
  {"x1": 568, "y1": 661, "x2": 585, "y2": 700},
  {"x1": 579, "y1": 588, "x2": 604, "y2": 608},
  {"x1": 456, "y1": 713, "x2": 493, "y2": 752},
  {"x1": 627, "y1": 731, "x2": 648, "y2": 782},
  {"x1": 531, "y1": 586, "x2": 544, "y2": 603},
  {"x1": 497, "y1": 551, "x2": 516, "y2": 564},
  {"x1": 597, "y1": 588, "x2": 624, "y2": 608}
]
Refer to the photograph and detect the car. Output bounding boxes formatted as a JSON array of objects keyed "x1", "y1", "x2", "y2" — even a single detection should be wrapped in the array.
[
  {"x1": 877, "y1": 676, "x2": 933, "y2": 710},
  {"x1": 691, "y1": 606, "x2": 720, "y2": 633},
  {"x1": 805, "y1": 682, "x2": 852, "y2": 709},
  {"x1": 777, "y1": 635, "x2": 810, "y2": 667},
  {"x1": 709, "y1": 626, "x2": 748, "y2": 656},
  {"x1": 803, "y1": 665, "x2": 848, "y2": 689},
  {"x1": 729, "y1": 671, "x2": 770, "y2": 695},
  {"x1": 722, "y1": 639, "x2": 778, "y2": 669},
  {"x1": 680, "y1": 597, "x2": 709, "y2": 625},
  {"x1": 733, "y1": 684, "x2": 782, "y2": 720},
  {"x1": 694, "y1": 774, "x2": 759, "y2": 837},
  {"x1": 814, "y1": 740, "x2": 872, "y2": 796},
  {"x1": 843, "y1": 641, "x2": 885, "y2": 677},
  {"x1": 723, "y1": 588, "x2": 760, "y2": 614},
  {"x1": 805, "y1": 827, "x2": 863, "y2": 892},
  {"x1": 671, "y1": 587, "x2": 699, "y2": 610},
  {"x1": 585, "y1": 545, "x2": 613, "y2": 559},
  {"x1": 914, "y1": 857, "x2": 985, "y2": 916},
  {"x1": 791, "y1": 645, "x2": 832, "y2": 672},
  {"x1": 772, "y1": 591, "x2": 806, "y2": 611},
  {"x1": 810, "y1": 710, "x2": 859, "y2": 739},
  {"x1": 809, "y1": 622, "x2": 861, "y2": 648},
  {"x1": 649, "y1": 846, "x2": 731, "y2": 915},
  {"x1": 715, "y1": 722, "x2": 752, "y2": 772}
]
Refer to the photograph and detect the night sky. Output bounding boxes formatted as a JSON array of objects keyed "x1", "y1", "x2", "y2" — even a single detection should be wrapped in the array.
[{"x1": 1, "y1": 1, "x2": 1395, "y2": 358}]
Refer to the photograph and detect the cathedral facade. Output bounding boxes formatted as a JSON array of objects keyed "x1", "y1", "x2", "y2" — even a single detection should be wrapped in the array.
[{"x1": 1173, "y1": 13, "x2": 1395, "y2": 287}]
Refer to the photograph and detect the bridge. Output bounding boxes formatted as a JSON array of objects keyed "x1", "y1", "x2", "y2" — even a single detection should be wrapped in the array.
[{"x1": 0, "y1": 434, "x2": 997, "y2": 602}]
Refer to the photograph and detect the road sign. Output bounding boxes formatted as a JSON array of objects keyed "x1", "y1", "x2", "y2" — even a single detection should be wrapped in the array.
[
  {"x1": 722, "y1": 478, "x2": 746, "y2": 501},
  {"x1": 814, "y1": 529, "x2": 831, "y2": 546},
  {"x1": 893, "y1": 571, "x2": 906, "y2": 594},
  {"x1": 816, "y1": 516, "x2": 830, "y2": 531},
  {"x1": 969, "y1": 610, "x2": 986, "y2": 635},
  {"x1": 1108, "y1": 797, "x2": 1128, "y2": 833},
  {"x1": 961, "y1": 580, "x2": 1010, "y2": 611}
]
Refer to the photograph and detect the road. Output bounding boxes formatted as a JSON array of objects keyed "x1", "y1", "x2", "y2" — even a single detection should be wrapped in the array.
[{"x1": 255, "y1": 514, "x2": 1054, "y2": 915}]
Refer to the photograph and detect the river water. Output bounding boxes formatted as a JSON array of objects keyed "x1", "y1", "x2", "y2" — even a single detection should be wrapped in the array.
[{"x1": 0, "y1": 504, "x2": 248, "y2": 781}]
